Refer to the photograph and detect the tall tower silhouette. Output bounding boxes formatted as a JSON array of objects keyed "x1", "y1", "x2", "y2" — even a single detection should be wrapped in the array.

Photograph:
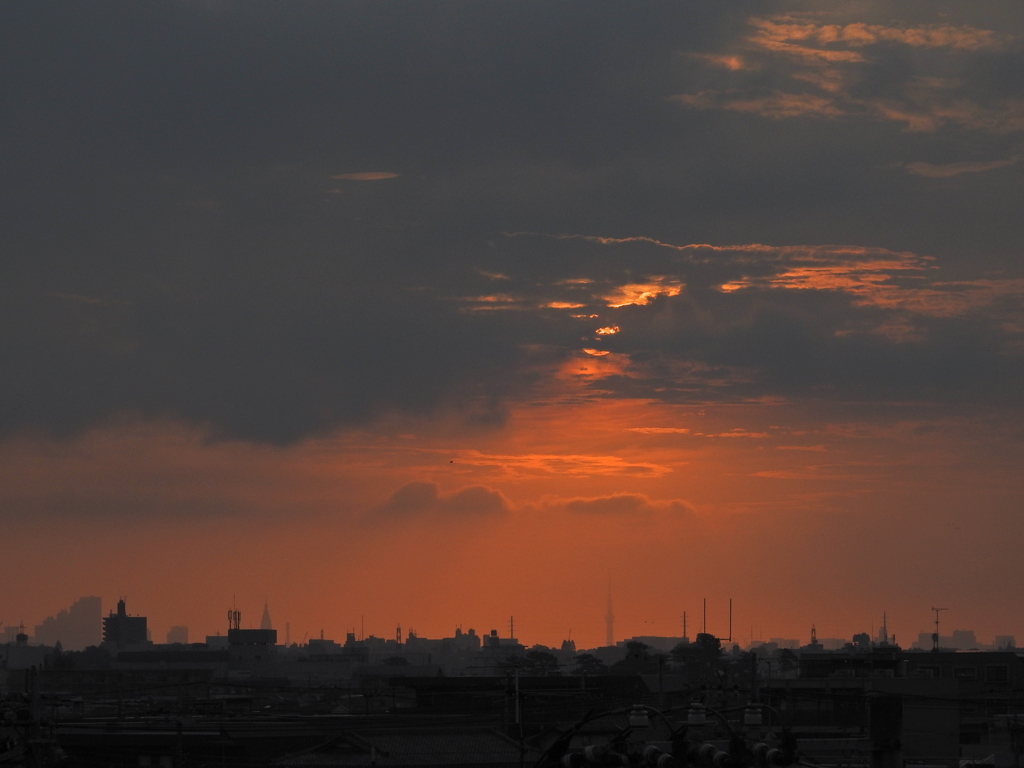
[
  {"x1": 260, "y1": 599, "x2": 273, "y2": 631},
  {"x1": 605, "y1": 581, "x2": 615, "y2": 647}
]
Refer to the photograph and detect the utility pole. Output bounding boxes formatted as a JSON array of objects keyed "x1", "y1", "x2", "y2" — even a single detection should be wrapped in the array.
[{"x1": 931, "y1": 607, "x2": 947, "y2": 652}]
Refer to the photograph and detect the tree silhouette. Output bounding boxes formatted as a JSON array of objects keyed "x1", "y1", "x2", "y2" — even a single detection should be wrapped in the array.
[
  {"x1": 610, "y1": 641, "x2": 665, "y2": 675},
  {"x1": 572, "y1": 653, "x2": 608, "y2": 675},
  {"x1": 499, "y1": 649, "x2": 561, "y2": 675},
  {"x1": 671, "y1": 634, "x2": 723, "y2": 685}
]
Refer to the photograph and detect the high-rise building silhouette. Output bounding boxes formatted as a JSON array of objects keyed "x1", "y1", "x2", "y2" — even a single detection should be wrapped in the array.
[
  {"x1": 33, "y1": 596, "x2": 102, "y2": 651},
  {"x1": 260, "y1": 600, "x2": 273, "y2": 630}
]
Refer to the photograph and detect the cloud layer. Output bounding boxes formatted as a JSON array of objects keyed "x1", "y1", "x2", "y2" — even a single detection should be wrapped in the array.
[
  {"x1": 558, "y1": 494, "x2": 696, "y2": 518},
  {"x1": 372, "y1": 482, "x2": 510, "y2": 521},
  {"x1": 0, "y1": 1, "x2": 1021, "y2": 444}
]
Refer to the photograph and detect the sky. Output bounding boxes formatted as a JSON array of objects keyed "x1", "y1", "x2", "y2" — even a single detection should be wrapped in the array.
[{"x1": 2, "y1": 1, "x2": 1023, "y2": 650}]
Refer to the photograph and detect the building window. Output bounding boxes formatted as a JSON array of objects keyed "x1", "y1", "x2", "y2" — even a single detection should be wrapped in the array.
[
  {"x1": 954, "y1": 667, "x2": 978, "y2": 679},
  {"x1": 985, "y1": 665, "x2": 1009, "y2": 682},
  {"x1": 917, "y1": 666, "x2": 939, "y2": 678}
]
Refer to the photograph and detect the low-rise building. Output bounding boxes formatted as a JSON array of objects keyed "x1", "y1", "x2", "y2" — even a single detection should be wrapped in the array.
[{"x1": 102, "y1": 599, "x2": 148, "y2": 650}]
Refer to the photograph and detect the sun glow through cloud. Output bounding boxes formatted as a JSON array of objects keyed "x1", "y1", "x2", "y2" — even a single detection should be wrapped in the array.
[{"x1": 602, "y1": 281, "x2": 684, "y2": 307}]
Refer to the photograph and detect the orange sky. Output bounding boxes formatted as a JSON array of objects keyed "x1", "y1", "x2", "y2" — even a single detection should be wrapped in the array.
[{"x1": 4, "y1": 381, "x2": 1022, "y2": 649}]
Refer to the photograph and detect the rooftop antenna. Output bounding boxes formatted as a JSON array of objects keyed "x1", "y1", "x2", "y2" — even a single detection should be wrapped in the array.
[
  {"x1": 931, "y1": 607, "x2": 947, "y2": 652},
  {"x1": 228, "y1": 594, "x2": 240, "y2": 631},
  {"x1": 703, "y1": 598, "x2": 706, "y2": 635},
  {"x1": 881, "y1": 611, "x2": 888, "y2": 645}
]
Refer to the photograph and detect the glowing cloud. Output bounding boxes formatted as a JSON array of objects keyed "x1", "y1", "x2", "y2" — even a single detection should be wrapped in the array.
[
  {"x1": 689, "y1": 53, "x2": 752, "y2": 71},
  {"x1": 674, "y1": 14, "x2": 1023, "y2": 135},
  {"x1": 475, "y1": 269, "x2": 512, "y2": 281},
  {"x1": 708, "y1": 429, "x2": 769, "y2": 439},
  {"x1": 595, "y1": 326, "x2": 620, "y2": 335},
  {"x1": 484, "y1": 233, "x2": 1023, "y2": 324},
  {"x1": 449, "y1": 450, "x2": 670, "y2": 478},
  {"x1": 457, "y1": 294, "x2": 528, "y2": 311},
  {"x1": 715, "y1": 246, "x2": 1024, "y2": 317},
  {"x1": 603, "y1": 280, "x2": 683, "y2": 307},
  {"x1": 673, "y1": 91, "x2": 845, "y2": 120},
  {"x1": 749, "y1": 18, "x2": 1002, "y2": 55},
  {"x1": 557, "y1": 493, "x2": 696, "y2": 517},
  {"x1": 627, "y1": 427, "x2": 690, "y2": 434},
  {"x1": 905, "y1": 157, "x2": 1020, "y2": 178}
]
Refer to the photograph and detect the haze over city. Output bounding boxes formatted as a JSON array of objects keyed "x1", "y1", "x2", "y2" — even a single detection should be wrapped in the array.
[{"x1": 3, "y1": 1, "x2": 1024, "y2": 651}]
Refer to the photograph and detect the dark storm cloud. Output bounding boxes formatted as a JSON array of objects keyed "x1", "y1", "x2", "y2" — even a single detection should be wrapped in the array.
[{"x1": 1, "y1": 2, "x2": 1022, "y2": 442}]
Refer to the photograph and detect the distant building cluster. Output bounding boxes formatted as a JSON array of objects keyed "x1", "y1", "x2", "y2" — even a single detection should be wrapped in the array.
[
  {"x1": 910, "y1": 628, "x2": 1017, "y2": 651},
  {"x1": 166, "y1": 625, "x2": 188, "y2": 644},
  {"x1": 2, "y1": 596, "x2": 102, "y2": 651},
  {"x1": 2, "y1": 595, "x2": 1017, "y2": 683},
  {"x1": 5, "y1": 596, "x2": 1024, "y2": 768}
]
